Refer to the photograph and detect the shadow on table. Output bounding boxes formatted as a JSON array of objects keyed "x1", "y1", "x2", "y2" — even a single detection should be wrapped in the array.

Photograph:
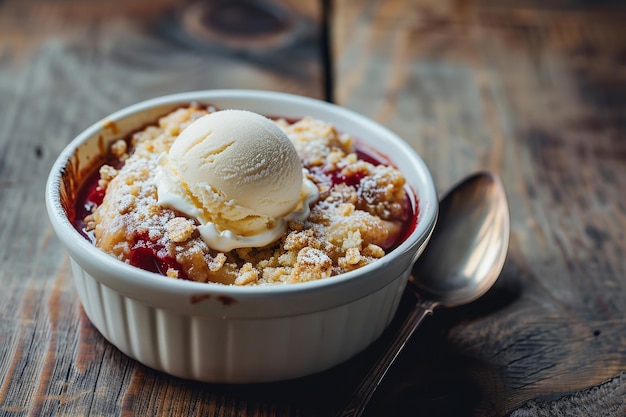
[{"x1": 167, "y1": 262, "x2": 522, "y2": 417}]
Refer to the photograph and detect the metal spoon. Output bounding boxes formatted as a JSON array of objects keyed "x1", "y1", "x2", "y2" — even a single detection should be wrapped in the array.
[{"x1": 336, "y1": 171, "x2": 510, "y2": 417}]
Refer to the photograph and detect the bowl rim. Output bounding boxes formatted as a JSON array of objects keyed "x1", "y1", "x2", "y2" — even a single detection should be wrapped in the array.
[{"x1": 45, "y1": 89, "x2": 438, "y2": 303}]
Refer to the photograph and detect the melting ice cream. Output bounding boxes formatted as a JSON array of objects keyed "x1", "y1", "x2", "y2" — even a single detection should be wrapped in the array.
[{"x1": 156, "y1": 109, "x2": 318, "y2": 251}]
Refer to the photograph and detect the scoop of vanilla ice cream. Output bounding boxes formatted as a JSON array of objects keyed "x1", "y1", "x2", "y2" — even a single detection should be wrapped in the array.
[{"x1": 155, "y1": 109, "x2": 318, "y2": 251}]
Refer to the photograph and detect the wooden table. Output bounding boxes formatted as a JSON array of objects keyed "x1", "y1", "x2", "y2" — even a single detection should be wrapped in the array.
[{"x1": 1, "y1": 0, "x2": 625, "y2": 415}]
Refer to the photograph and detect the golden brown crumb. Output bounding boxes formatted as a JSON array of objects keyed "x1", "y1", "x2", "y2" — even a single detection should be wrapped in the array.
[
  {"x1": 363, "y1": 244, "x2": 385, "y2": 258},
  {"x1": 110, "y1": 139, "x2": 128, "y2": 158},
  {"x1": 166, "y1": 217, "x2": 195, "y2": 243},
  {"x1": 290, "y1": 248, "x2": 333, "y2": 282},
  {"x1": 345, "y1": 247, "x2": 362, "y2": 265},
  {"x1": 97, "y1": 165, "x2": 118, "y2": 190},
  {"x1": 235, "y1": 263, "x2": 259, "y2": 285}
]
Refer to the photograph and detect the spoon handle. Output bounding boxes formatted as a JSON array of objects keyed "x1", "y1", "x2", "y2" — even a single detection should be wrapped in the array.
[{"x1": 335, "y1": 296, "x2": 437, "y2": 417}]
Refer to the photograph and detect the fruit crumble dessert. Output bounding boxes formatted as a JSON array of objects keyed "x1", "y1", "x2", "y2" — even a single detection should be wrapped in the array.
[{"x1": 73, "y1": 104, "x2": 416, "y2": 285}]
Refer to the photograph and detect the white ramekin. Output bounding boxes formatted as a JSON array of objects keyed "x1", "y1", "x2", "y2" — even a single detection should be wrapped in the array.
[{"x1": 45, "y1": 90, "x2": 438, "y2": 383}]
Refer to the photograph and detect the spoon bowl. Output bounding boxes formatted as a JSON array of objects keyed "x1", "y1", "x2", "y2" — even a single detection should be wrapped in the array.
[
  {"x1": 337, "y1": 171, "x2": 510, "y2": 417},
  {"x1": 413, "y1": 172, "x2": 510, "y2": 307}
]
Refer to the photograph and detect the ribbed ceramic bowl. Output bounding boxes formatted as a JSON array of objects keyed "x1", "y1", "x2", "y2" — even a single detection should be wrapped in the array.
[{"x1": 45, "y1": 90, "x2": 438, "y2": 383}]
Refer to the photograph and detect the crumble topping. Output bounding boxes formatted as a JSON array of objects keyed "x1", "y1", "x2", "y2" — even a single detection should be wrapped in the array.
[{"x1": 81, "y1": 105, "x2": 412, "y2": 285}]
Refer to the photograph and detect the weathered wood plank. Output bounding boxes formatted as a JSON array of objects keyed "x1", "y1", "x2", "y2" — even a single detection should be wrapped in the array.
[
  {"x1": 332, "y1": 0, "x2": 626, "y2": 416},
  {"x1": 0, "y1": 0, "x2": 325, "y2": 416}
]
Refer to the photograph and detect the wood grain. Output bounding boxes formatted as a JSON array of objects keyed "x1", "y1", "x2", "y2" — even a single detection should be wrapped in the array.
[
  {"x1": 0, "y1": 0, "x2": 325, "y2": 416},
  {"x1": 2, "y1": 0, "x2": 626, "y2": 416},
  {"x1": 332, "y1": 0, "x2": 626, "y2": 416}
]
